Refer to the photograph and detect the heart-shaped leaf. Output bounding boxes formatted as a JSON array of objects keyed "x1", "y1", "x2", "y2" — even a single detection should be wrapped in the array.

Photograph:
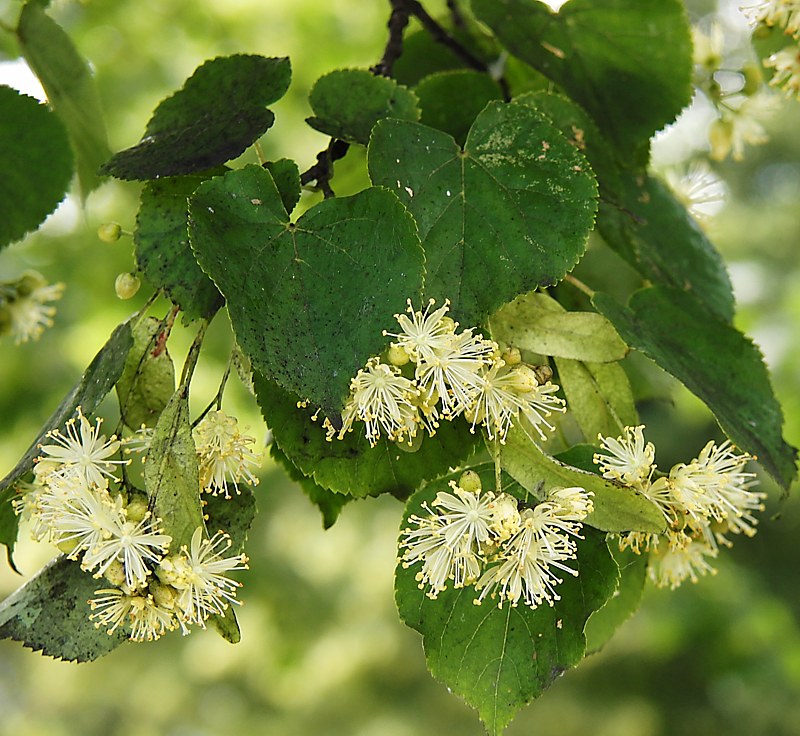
[
  {"x1": 190, "y1": 165, "x2": 424, "y2": 415},
  {"x1": 369, "y1": 102, "x2": 597, "y2": 326},
  {"x1": 473, "y1": 0, "x2": 693, "y2": 158},
  {"x1": 396, "y1": 470, "x2": 618, "y2": 735}
]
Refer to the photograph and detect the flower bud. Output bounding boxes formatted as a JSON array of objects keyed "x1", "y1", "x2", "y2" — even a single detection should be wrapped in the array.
[
  {"x1": 97, "y1": 222, "x2": 122, "y2": 243},
  {"x1": 115, "y1": 272, "x2": 141, "y2": 300},
  {"x1": 103, "y1": 559, "x2": 127, "y2": 588},
  {"x1": 150, "y1": 580, "x2": 177, "y2": 609},
  {"x1": 458, "y1": 470, "x2": 482, "y2": 494},
  {"x1": 387, "y1": 343, "x2": 410, "y2": 367},
  {"x1": 125, "y1": 493, "x2": 150, "y2": 523},
  {"x1": 500, "y1": 346, "x2": 522, "y2": 366},
  {"x1": 709, "y1": 118, "x2": 733, "y2": 161},
  {"x1": 741, "y1": 62, "x2": 763, "y2": 96}
]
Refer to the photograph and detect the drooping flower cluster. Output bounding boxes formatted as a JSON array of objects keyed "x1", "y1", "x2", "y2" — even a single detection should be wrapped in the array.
[
  {"x1": 326, "y1": 299, "x2": 565, "y2": 448},
  {"x1": 0, "y1": 271, "x2": 64, "y2": 344},
  {"x1": 743, "y1": 1, "x2": 800, "y2": 99},
  {"x1": 126, "y1": 409, "x2": 262, "y2": 498},
  {"x1": 193, "y1": 410, "x2": 261, "y2": 497},
  {"x1": 399, "y1": 471, "x2": 593, "y2": 610},
  {"x1": 16, "y1": 408, "x2": 249, "y2": 642},
  {"x1": 594, "y1": 426, "x2": 765, "y2": 589}
]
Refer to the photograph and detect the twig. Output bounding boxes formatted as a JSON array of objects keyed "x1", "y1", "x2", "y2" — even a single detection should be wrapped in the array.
[
  {"x1": 179, "y1": 321, "x2": 208, "y2": 395},
  {"x1": 564, "y1": 273, "x2": 595, "y2": 298},
  {"x1": 447, "y1": 0, "x2": 466, "y2": 28},
  {"x1": 298, "y1": 138, "x2": 350, "y2": 199},
  {"x1": 371, "y1": 0, "x2": 412, "y2": 77}
]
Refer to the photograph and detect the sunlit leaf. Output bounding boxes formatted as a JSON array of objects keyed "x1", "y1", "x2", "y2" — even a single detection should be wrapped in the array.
[
  {"x1": 17, "y1": 2, "x2": 111, "y2": 197},
  {"x1": 0, "y1": 86, "x2": 72, "y2": 250}
]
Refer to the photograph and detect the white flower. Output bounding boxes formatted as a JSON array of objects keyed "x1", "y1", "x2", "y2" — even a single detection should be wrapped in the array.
[
  {"x1": 45, "y1": 482, "x2": 124, "y2": 556},
  {"x1": 516, "y1": 381, "x2": 566, "y2": 441},
  {"x1": 647, "y1": 531, "x2": 717, "y2": 590},
  {"x1": 335, "y1": 358, "x2": 420, "y2": 446},
  {"x1": 414, "y1": 329, "x2": 496, "y2": 419},
  {"x1": 692, "y1": 22, "x2": 725, "y2": 68},
  {"x1": 82, "y1": 513, "x2": 171, "y2": 589},
  {"x1": 432, "y1": 481, "x2": 497, "y2": 551},
  {"x1": 194, "y1": 410, "x2": 261, "y2": 497},
  {"x1": 38, "y1": 409, "x2": 127, "y2": 488},
  {"x1": 159, "y1": 528, "x2": 248, "y2": 627},
  {"x1": 89, "y1": 588, "x2": 176, "y2": 641},
  {"x1": 710, "y1": 93, "x2": 778, "y2": 161},
  {"x1": 594, "y1": 426, "x2": 656, "y2": 488},
  {"x1": 123, "y1": 425, "x2": 154, "y2": 454},
  {"x1": 386, "y1": 298, "x2": 455, "y2": 362},
  {"x1": 474, "y1": 509, "x2": 578, "y2": 609},
  {"x1": 766, "y1": 44, "x2": 800, "y2": 98},
  {"x1": 665, "y1": 162, "x2": 726, "y2": 222},
  {"x1": 0, "y1": 271, "x2": 64, "y2": 344},
  {"x1": 742, "y1": 0, "x2": 800, "y2": 35}
]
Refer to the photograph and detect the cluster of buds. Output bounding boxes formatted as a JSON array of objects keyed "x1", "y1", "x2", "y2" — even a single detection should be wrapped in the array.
[
  {"x1": 594, "y1": 426, "x2": 765, "y2": 589},
  {"x1": 399, "y1": 471, "x2": 593, "y2": 610},
  {"x1": 324, "y1": 299, "x2": 565, "y2": 449},
  {"x1": 16, "y1": 408, "x2": 249, "y2": 642}
]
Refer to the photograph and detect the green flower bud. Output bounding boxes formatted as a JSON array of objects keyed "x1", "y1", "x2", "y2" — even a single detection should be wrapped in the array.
[
  {"x1": 115, "y1": 272, "x2": 141, "y2": 300},
  {"x1": 97, "y1": 222, "x2": 122, "y2": 243},
  {"x1": 125, "y1": 493, "x2": 150, "y2": 523},
  {"x1": 458, "y1": 469, "x2": 482, "y2": 494}
]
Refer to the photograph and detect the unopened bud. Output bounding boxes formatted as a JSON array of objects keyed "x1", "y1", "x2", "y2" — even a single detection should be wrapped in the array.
[
  {"x1": 387, "y1": 343, "x2": 410, "y2": 367},
  {"x1": 458, "y1": 470, "x2": 482, "y2": 494},
  {"x1": 150, "y1": 580, "x2": 177, "y2": 609},
  {"x1": 97, "y1": 222, "x2": 122, "y2": 243},
  {"x1": 115, "y1": 272, "x2": 141, "y2": 300},
  {"x1": 56, "y1": 538, "x2": 80, "y2": 556},
  {"x1": 125, "y1": 493, "x2": 149, "y2": 523},
  {"x1": 103, "y1": 559, "x2": 127, "y2": 587},
  {"x1": 396, "y1": 429, "x2": 423, "y2": 453},
  {"x1": 501, "y1": 346, "x2": 522, "y2": 366}
]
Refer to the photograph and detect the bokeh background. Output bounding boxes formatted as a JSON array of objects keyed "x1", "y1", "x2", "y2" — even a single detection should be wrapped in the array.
[{"x1": 0, "y1": 0, "x2": 798, "y2": 734}]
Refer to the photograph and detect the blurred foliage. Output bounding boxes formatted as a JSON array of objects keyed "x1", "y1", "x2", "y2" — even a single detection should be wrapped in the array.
[{"x1": 0, "y1": 0, "x2": 798, "y2": 734}]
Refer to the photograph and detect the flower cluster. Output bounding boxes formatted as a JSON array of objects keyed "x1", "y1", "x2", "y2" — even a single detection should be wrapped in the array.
[
  {"x1": 127, "y1": 409, "x2": 262, "y2": 498},
  {"x1": 744, "y1": 1, "x2": 800, "y2": 99},
  {"x1": 399, "y1": 471, "x2": 593, "y2": 610},
  {"x1": 16, "y1": 408, "x2": 249, "y2": 642},
  {"x1": 594, "y1": 426, "x2": 765, "y2": 589},
  {"x1": 664, "y1": 162, "x2": 726, "y2": 224},
  {"x1": 193, "y1": 410, "x2": 261, "y2": 497},
  {"x1": 0, "y1": 270, "x2": 64, "y2": 344},
  {"x1": 326, "y1": 299, "x2": 565, "y2": 448}
]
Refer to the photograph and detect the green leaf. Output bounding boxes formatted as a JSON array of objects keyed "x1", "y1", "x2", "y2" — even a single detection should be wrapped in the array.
[
  {"x1": 144, "y1": 390, "x2": 203, "y2": 550},
  {"x1": 512, "y1": 91, "x2": 622, "y2": 198},
  {"x1": 396, "y1": 474, "x2": 618, "y2": 735},
  {"x1": 254, "y1": 376, "x2": 481, "y2": 500},
  {"x1": 415, "y1": 70, "x2": 502, "y2": 146},
  {"x1": 101, "y1": 55, "x2": 290, "y2": 180},
  {"x1": 473, "y1": 0, "x2": 692, "y2": 158},
  {"x1": 554, "y1": 358, "x2": 637, "y2": 442},
  {"x1": 584, "y1": 546, "x2": 647, "y2": 654},
  {"x1": 17, "y1": 2, "x2": 111, "y2": 197},
  {"x1": 135, "y1": 174, "x2": 224, "y2": 320},
  {"x1": 500, "y1": 425, "x2": 665, "y2": 533},
  {"x1": 115, "y1": 317, "x2": 175, "y2": 430},
  {"x1": 0, "y1": 320, "x2": 133, "y2": 559},
  {"x1": 307, "y1": 69, "x2": 419, "y2": 145},
  {"x1": 190, "y1": 165, "x2": 424, "y2": 415},
  {"x1": 203, "y1": 485, "x2": 256, "y2": 644},
  {"x1": 490, "y1": 291, "x2": 628, "y2": 362},
  {"x1": 594, "y1": 287, "x2": 799, "y2": 489},
  {"x1": 0, "y1": 85, "x2": 73, "y2": 250},
  {"x1": 0, "y1": 557, "x2": 127, "y2": 661},
  {"x1": 597, "y1": 173, "x2": 735, "y2": 322},
  {"x1": 271, "y1": 445, "x2": 351, "y2": 529},
  {"x1": 368, "y1": 102, "x2": 598, "y2": 326},
  {"x1": 263, "y1": 158, "x2": 301, "y2": 214}
]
